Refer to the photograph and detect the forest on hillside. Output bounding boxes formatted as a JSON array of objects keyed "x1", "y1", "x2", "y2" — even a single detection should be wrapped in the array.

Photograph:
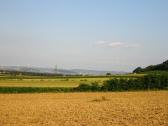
[{"x1": 133, "y1": 60, "x2": 168, "y2": 73}]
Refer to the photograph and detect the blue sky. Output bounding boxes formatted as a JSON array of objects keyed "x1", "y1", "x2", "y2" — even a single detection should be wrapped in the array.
[{"x1": 0, "y1": 0, "x2": 168, "y2": 71}]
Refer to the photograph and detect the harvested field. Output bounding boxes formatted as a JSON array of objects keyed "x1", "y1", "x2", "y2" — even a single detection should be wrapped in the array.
[{"x1": 0, "y1": 91, "x2": 168, "y2": 126}]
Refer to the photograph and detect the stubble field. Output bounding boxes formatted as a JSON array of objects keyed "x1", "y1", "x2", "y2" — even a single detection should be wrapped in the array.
[{"x1": 0, "y1": 91, "x2": 168, "y2": 126}]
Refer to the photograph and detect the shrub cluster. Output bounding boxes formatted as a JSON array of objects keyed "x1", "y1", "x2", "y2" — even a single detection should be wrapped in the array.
[
  {"x1": 75, "y1": 82, "x2": 101, "y2": 92},
  {"x1": 77, "y1": 73, "x2": 168, "y2": 91}
]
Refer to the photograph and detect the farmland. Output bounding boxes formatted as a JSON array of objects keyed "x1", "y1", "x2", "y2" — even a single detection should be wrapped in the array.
[
  {"x1": 0, "y1": 78, "x2": 108, "y2": 87},
  {"x1": 0, "y1": 91, "x2": 167, "y2": 126},
  {"x1": 0, "y1": 73, "x2": 167, "y2": 126},
  {"x1": 0, "y1": 73, "x2": 168, "y2": 93},
  {"x1": 0, "y1": 73, "x2": 144, "y2": 88}
]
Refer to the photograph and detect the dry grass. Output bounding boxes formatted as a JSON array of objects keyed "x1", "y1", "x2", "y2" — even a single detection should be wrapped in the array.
[{"x1": 0, "y1": 91, "x2": 168, "y2": 126}]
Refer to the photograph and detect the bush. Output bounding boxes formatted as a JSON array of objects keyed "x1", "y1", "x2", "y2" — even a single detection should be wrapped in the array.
[
  {"x1": 77, "y1": 82, "x2": 101, "y2": 92},
  {"x1": 77, "y1": 83, "x2": 92, "y2": 91},
  {"x1": 91, "y1": 82, "x2": 101, "y2": 91},
  {"x1": 102, "y1": 72, "x2": 168, "y2": 91}
]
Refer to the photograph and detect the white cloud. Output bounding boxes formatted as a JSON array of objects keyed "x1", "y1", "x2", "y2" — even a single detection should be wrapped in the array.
[
  {"x1": 96, "y1": 41, "x2": 106, "y2": 44},
  {"x1": 94, "y1": 41, "x2": 140, "y2": 48},
  {"x1": 94, "y1": 41, "x2": 107, "y2": 45},
  {"x1": 108, "y1": 42, "x2": 124, "y2": 47},
  {"x1": 124, "y1": 44, "x2": 140, "y2": 48}
]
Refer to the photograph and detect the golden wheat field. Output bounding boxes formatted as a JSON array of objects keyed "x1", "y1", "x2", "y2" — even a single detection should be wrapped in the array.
[{"x1": 0, "y1": 91, "x2": 168, "y2": 126}]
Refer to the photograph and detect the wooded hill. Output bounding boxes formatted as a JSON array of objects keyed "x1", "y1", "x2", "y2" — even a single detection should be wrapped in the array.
[{"x1": 133, "y1": 60, "x2": 168, "y2": 73}]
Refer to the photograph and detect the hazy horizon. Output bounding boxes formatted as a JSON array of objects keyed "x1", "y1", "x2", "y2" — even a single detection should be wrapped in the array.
[{"x1": 0, "y1": 0, "x2": 168, "y2": 72}]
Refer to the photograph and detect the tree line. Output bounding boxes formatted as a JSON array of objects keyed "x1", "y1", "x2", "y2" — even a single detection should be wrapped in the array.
[{"x1": 76, "y1": 72, "x2": 168, "y2": 91}]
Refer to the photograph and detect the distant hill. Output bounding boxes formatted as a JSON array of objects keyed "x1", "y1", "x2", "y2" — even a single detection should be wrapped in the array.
[
  {"x1": 71, "y1": 69, "x2": 126, "y2": 75},
  {"x1": 133, "y1": 60, "x2": 168, "y2": 73},
  {"x1": 0, "y1": 66, "x2": 77, "y2": 75},
  {"x1": 0, "y1": 66, "x2": 126, "y2": 75}
]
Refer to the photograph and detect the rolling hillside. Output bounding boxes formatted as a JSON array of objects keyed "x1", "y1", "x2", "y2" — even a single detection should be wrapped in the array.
[{"x1": 133, "y1": 60, "x2": 168, "y2": 73}]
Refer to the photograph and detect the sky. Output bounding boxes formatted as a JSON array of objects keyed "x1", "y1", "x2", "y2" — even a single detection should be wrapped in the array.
[{"x1": 0, "y1": 0, "x2": 168, "y2": 72}]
